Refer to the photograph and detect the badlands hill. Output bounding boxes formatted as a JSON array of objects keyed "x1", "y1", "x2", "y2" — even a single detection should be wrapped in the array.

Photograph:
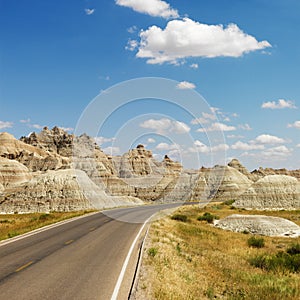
[{"x1": 0, "y1": 127, "x2": 299, "y2": 213}]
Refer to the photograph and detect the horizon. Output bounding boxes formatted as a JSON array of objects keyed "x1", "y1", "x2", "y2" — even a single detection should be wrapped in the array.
[{"x1": 1, "y1": 0, "x2": 299, "y2": 171}]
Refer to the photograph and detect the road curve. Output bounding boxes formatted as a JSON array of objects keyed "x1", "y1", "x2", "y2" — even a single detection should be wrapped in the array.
[{"x1": 0, "y1": 203, "x2": 183, "y2": 300}]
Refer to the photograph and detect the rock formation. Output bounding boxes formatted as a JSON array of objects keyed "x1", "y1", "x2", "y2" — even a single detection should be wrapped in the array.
[
  {"x1": 215, "y1": 214, "x2": 300, "y2": 237},
  {"x1": 233, "y1": 175, "x2": 300, "y2": 210},
  {"x1": 0, "y1": 127, "x2": 299, "y2": 213}
]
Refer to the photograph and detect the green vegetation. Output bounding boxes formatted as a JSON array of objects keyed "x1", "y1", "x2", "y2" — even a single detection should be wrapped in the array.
[
  {"x1": 0, "y1": 210, "x2": 95, "y2": 241},
  {"x1": 148, "y1": 247, "x2": 158, "y2": 257},
  {"x1": 248, "y1": 236, "x2": 265, "y2": 248},
  {"x1": 170, "y1": 214, "x2": 188, "y2": 222},
  {"x1": 197, "y1": 212, "x2": 219, "y2": 223},
  {"x1": 138, "y1": 203, "x2": 300, "y2": 300}
]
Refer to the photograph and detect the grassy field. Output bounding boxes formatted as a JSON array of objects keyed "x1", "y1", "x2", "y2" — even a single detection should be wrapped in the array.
[
  {"x1": 0, "y1": 210, "x2": 95, "y2": 241},
  {"x1": 136, "y1": 203, "x2": 300, "y2": 300}
]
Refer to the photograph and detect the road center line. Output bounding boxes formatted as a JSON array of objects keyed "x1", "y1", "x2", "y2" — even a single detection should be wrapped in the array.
[
  {"x1": 15, "y1": 261, "x2": 34, "y2": 273},
  {"x1": 111, "y1": 216, "x2": 152, "y2": 300}
]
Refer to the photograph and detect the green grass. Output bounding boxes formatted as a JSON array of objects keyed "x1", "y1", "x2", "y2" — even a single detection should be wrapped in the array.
[{"x1": 136, "y1": 204, "x2": 300, "y2": 300}]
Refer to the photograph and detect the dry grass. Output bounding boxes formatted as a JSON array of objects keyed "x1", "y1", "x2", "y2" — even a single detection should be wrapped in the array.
[
  {"x1": 136, "y1": 203, "x2": 300, "y2": 300},
  {"x1": 0, "y1": 210, "x2": 95, "y2": 241}
]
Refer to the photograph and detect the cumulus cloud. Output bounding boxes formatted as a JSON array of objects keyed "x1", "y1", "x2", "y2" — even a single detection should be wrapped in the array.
[
  {"x1": 126, "y1": 39, "x2": 139, "y2": 51},
  {"x1": 85, "y1": 8, "x2": 95, "y2": 15},
  {"x1": 296, "y1": 144, "x2": 300, "y2": 148},
  {"x1": 127, "y1": 25, "x2": 138, "y2": 33},
  {"x1": 102, "y1": 146, "x2": 121, "y2": 156},
  {"x1": 176, "y1": 81, "x2": 196, "y2": 89},
  {"x1": 190, "y1": 63, "x2": 198, "y2": 69},
  {"x1": 238, "y1": 123, "x2": 252, "y2": 131},
  {"x1": 116, "y1": 0, "x2": 178, "y2": 19},
  {"x1": 156, "y1": 142, "x2": 179, "y2": 151},
  {"x1": 0, "y1": 121, "x2": 13, "y2": 130},
  {"x1": 140, "y1": 118, "x2": 190, "y2": 134},
  {"x1": 191, "y1": 112, "x2": 217, "y2": 125},
  {"x1": 231, "y1": 141, "x2": 264, "y2": 151},
  {"x1": 197, "y1": 122, "x2": 236, "y2": 132},
  {"x1": 94, "y1": 136, "x2": 116, "y2": 146},
  {"x1": 262, "y1": 99, "x2": 297, "y2": 109},
  {"x1": 60, "y1": 127, "x2": 73, "y2": 132},
  {"x1": 190, "y1": 140, "x2": 229, "y2": 154},
  {"x1": 241, "y1": 145, "x2": 292, "y2": 161},
  {"x1": 147, "y1": 138, "x2": 156, "y2": 143},
  {"x1": 287, "y1": 121, "x2": 300, "y2": 129},
  {"x1": 135, "y1": 18, "x2": 271, "y2": 64},
  {"x1": 254, "y1": 134, "x2": 286, "y2": 144}
]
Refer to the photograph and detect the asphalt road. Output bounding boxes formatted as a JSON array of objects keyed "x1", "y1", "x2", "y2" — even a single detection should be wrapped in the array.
[{"x1": 0, "y1": 203, "x2": 184, "y2": 300}]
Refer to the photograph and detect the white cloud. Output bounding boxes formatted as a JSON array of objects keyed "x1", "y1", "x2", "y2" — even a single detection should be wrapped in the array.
[
  {"x1": 227, "y1": 134, "x2": 244, "y2": 139},
  {"x1": 135, "y1": 18, "x2": 271, "y2": 64},
  {"x1": 102, "y1": 146, "x2": 121, "y2": 156},
  {"x1": 0, "y1": 121, "x2": 13, "y2": 130},
  {"x1": 241, "y1": 145, "x2": 292, "y2": 161},
  {"x1": 60, "y1": 127, "x2": 73, "y2": 132},
  {"x1": 156, "y1": 142, "x2": 179, "y2": 151},
  {"x1": 127, "y1": 25, "x2": 138, "y2": 33},
  {"x1": 94, "y1": 136, "x2": 116, "y2": 146},
  {"x1": 191, "y1": 140, "x2": 229, "y2": 154},
  {"x1": 84, "y1": 8, "x2": 95, "y2": 15},
  {"x1": 147, "y1": 138, "x2": 156, "y2": 143},
  {"x1": 262, "y1": 99, "x2": 297, "y2": 109},
  {"x1": 20, "y1": 118, "x2": 30, "y2": 124},
  {"x1": 140, "y1": 118, "x2": 190, "y2": 134},
  {"x1": 126, "y1": 39, "x2": 139, "y2": 51},
  {"x1": 191, "y1": 112, "x2": 217, "y2": 125},
  {"x1": 238, "y1": 123, "x2": 252, "y2": 131},
  {"x1": 190, "y1": 63, "x2": 198, "y2": 69},
  {"x1": 287, "y1": 121, "x2": 300, "y2": 129},
  {"x1": 197, "y1": 122, "x2": 236, "y2": 132},
  {"x1": 231, "y1": 141, "x2": 264, "y2": 151},
  {"x1": 176, "y1": 81, "x2": 196, "y2": 90},
  {"x1": 296, "y1": 144, "x2": 300, "y2": 148},
  {"x1": 31, "y1": 124, "x2": 43, "y2": 129},
  {"x1": 254, "y1": 134, "x2": 286, "y2": 144},
  {"x1": 116, "y1": 0, "x2": 178, "y2": 19}
]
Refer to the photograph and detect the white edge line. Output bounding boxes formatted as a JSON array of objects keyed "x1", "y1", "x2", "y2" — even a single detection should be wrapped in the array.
[
  {"x1": 0, "y1": 211, "x2": 99, "y2": 247},
  {"x1": 111, "y1": 216, "x2": 152, "y2": 300}
]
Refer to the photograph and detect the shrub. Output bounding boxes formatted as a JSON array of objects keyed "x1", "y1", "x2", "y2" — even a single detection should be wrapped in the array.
[
  {"x1": 197, "y1": 212, "x2": 219, "y2": 224},
  {"x1": 148, "y1": 247, "x2": 158, "y2": 257},
  {"x1": 247, "y1": 236, "x2": 265, "y2": 248},
  {"x1": 249, "y1": 252, "x2": 300, "y2": 273},
  {"x1": 223, "y1": 199, "x2": 235, "y2": 206},
  {"x1": 171, "y1": 214, "x2": 188, "y2": 222},
  {"x1": 286, "y1": 243, "x2": 300, "y2": 255},
  {"x1": 38, "y1": 213, "x2": 51, "y2": 221}
]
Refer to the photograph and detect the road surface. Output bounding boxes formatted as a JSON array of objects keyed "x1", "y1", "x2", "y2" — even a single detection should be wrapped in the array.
[{"x1": 0, "y1": 203, "x2": 184, "y2": 300}]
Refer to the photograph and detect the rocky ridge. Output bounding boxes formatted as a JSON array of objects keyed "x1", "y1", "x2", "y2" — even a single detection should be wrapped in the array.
[{"x1": 0, "y1": 127, "x2": 299, "y2": 213}]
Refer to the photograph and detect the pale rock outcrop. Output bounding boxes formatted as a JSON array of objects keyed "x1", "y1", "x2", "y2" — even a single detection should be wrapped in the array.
[
  {"x1": 228, "y1": 159, "x2": 255, "y2": 181},
  {"x1": 205, "y1": 165, "x2": 253, "y2": 201},
  {"x1": 234, "y1": 175, "x2": 300, "y2": 210},
  {"x1": 0, "y1": 169, "x2": 143, "y2": 213},
  {"x1": 0, "y1": 157, "x2": 32, "y2": 188},
  {"x1": 215, "y1": 214, "x2": 300, "y2": 237},
  {"x1": 0, "y1": 132, "x2": 68, "y2": 171}
]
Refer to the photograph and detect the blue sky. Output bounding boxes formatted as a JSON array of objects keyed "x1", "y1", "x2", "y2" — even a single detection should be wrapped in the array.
[{"x1": 1, "y1": 0, "x2": 299, "y2": 170}]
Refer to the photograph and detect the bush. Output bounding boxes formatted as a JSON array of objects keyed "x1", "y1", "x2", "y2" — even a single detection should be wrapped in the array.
[
  {"x1": 286, "y1": 243, "x2": 300, "y2": 255},
  {"x1": 171, "y1": 214, "x2": 188, "y2": 222},
  {"x1": 249, "y1": 252, "x2": 300, "y2": 273},
  {"x1": 148, "y1": 247, "x2": 158, "y2": 257},
  {"x1": 223, "y1": 199, "x2": 235, "y2": 206},
  {"x1": 197, "y1": 212, "x2": 219, "y2": 224},
  {"x1": 38, "y1": 213, "x2": 51, "y2": 221},
  {"x1": 247, "y1": 236, "x2": 265, "y2": 248}
]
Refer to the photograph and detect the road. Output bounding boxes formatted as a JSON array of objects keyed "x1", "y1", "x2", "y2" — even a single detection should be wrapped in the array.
[{"x1": 0, "y1": 203, "x2": 184, "y2": 300}]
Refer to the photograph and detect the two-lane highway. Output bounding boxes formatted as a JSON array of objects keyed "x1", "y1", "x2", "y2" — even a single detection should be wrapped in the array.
[{"x1": 0, "y1": 203, "x2": 183, "y2": 300}]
